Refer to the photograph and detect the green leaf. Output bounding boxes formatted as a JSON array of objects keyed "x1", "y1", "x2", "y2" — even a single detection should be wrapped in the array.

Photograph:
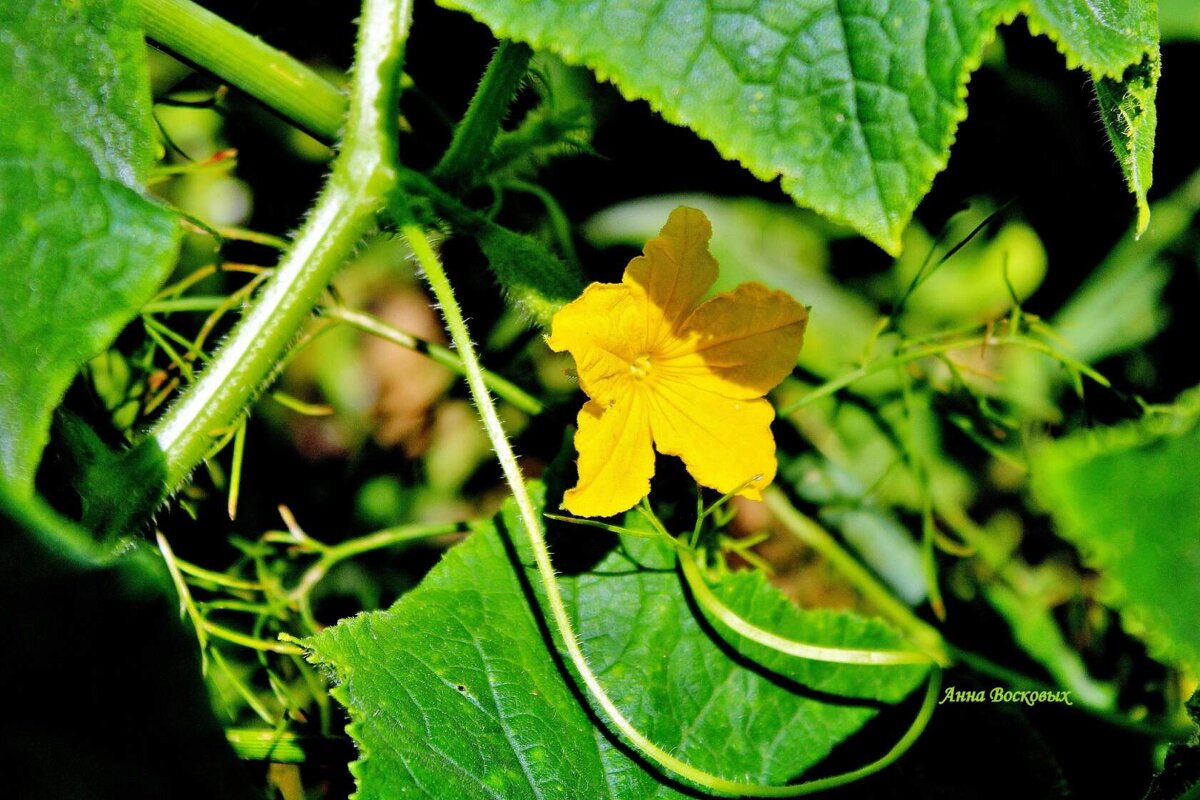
[
  {"x1": 306, "y1": 490, "x2": 927, "y2": 797},
  {"x1": 0, "y1": 484, "x2": 254, "y2": 799},
  {"x1": 437, "y1": 0, "x2": 1158, "y2": 252},
  {"x1": 1032, "y1": 389, "x2": 1200, "y2": 674},
  {"x1": 0, "y1": 0, "x2": 181, "y2": 491},
  {"x1": 1093, "y1": 54, "x2": 1159, "y2": 237}
]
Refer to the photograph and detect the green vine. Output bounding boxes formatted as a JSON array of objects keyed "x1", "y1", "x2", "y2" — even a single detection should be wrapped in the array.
[{"x1": 145, "y1": 0, "x2": 412, "y2": 493}]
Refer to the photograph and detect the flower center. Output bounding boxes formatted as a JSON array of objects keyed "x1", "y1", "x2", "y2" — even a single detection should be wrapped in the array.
[{"x1": 629, "y1": 354, "x2": 653, "y2": 380}]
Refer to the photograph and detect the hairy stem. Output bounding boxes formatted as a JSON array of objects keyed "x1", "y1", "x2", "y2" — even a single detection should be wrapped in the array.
[
  {"x1": 433, "y1": 40, "x2": 534, "y2": 187},
  {"x1": 139, "y1": 0, "x2": 346, "y2": 142},
  {"x1": 148, "y1": 0, "x2": 412, "y2": 493}
]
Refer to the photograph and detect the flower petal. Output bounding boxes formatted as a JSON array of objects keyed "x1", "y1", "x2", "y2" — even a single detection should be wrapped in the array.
[
  {"x1": 658, "y1": 282, "x2": 808, "y2": 399},
  {"x1": 547, "y1": 282, "x2": 645, "y2": 405},
  {"x1": 648, "y1": 378, "x2": 778, "y2": 500},
  {"x1": 622, "y1": 206, "x2": 717, "y2": 348},
  {"x1": 564, "y1": 392, "x2": 655, "y2": 517}
]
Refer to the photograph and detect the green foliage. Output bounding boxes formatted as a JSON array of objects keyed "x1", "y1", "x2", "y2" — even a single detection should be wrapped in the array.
[
  {"x1": 400, "y1": 171, "x2": 585, "y2": 327},
  {"x1": 437, "y1": 0, "x2": 1158, "y2": 252},
  {"x1": 0, "y1": 0, "x2": 181, "y2": 491},
  {"x1": 1145, "y1": 690, "x2": 1200, "y2": 800},
  {"x1": 306, "y1": 491, "x2": 927, "y2": 798},
  {"x1": 1033, "y1": 389, "x2": 1200, "y2": 674},
  {"x1": 1094, "y1": 55, "x2": 1159, "y2": 235},
  {"x1": 0, "y1": 484, "x2": 253, "y2": 799}
]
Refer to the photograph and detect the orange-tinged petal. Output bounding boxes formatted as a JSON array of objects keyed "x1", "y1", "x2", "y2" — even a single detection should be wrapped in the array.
[
  {"x1": 547, "y1": 282, "x2": 645, "y2": 405},
  {"x1": 622, "y1": 206, "x2": 717, "y2": 349},
  {"x1": 564, "y1": 391, "x2": 655, "y2": 517},
  {"x1": 647, "y1": 378, "x2": 777, "y2": 500},
  {"x1": 657, "y1": 282, "x2": 808, "y2": 399}
]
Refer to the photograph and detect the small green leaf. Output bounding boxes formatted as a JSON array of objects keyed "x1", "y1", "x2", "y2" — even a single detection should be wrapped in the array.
[
  {"x1": 306, "y1": 489, "x2": 927, "y2": 798},
  {"x1": 0, "y1": 0, "x2": 181, "y2": 491},
  {"x1": 1032, "y1": 389, "x2": 1200, "y2": 674},
  {"x1": 1093, "y1": 54, "x2": 1159, "y2": 237},
  {"x1": 0, "y1": 484, "x2": 255, "y2": 799},
  {"x1": 437, "y1": 0, "x2": 1159, "y2": 252}
]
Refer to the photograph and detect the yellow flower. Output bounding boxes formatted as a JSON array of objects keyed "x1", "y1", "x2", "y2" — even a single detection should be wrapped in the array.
[{"x1": 548, "y1": 207, "x2": 808, "y2": 517}]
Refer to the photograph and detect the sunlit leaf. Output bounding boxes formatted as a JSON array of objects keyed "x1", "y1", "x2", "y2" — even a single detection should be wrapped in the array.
[
  {"x1": 305, "y1": 488, "x2": 928, "y2": 798},
  {"x1": 0, "y1": 0, "x2": 180, "y2": 491},
  {"x1": 1032, "y1": 389, "x2": 1200, "y2": 673},
  {"x1": 439, "y1": 0, "x2": 1158, "y2": 251}
]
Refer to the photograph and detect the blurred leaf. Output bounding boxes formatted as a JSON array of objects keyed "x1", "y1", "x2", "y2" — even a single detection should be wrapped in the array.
[
  {"x1": 0, "y1": 485, "x2": 254, "y2": 799},
  {"x1": 891, "y1": 206, "x2": 1047, "y2": 326},
  {"x1": 439, "y1": 0, "x2": 1158, "y2": 251},
  {"x1": 982, "y1": 582, "x2": 1114, "y2": 708},
  {"x1": 1001, "y1": 171, "x2": 1200, "y2": 419},
  {"x1": 1160, "y1": 0, "x2": 1200, "y2": 41},
  {"x1": 306, "y1": 487, "x2": 928, "y2": 798},
  {"x1": 0, "y1": 0, "x2": 181, "y2": 491},
  {"x1": 1032, "y1": 388, "x2": 1200, "y2": 673},
  {"x1": 783, "y1": 452, "x2": 928, "y2": 606},
  {"x1": 1053, "y1": 171, "x2": 1200, "y2": 365}
]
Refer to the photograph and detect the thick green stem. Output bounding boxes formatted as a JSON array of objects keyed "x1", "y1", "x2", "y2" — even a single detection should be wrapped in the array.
[
  {"x1": 139, "y1": 0, "x2": 346, "y2": 142},
  {"x1": 148, "y1": 0, "x2": 411, "y2": 492},
  {"x1": 433, "y1": 40, "x2": 534, "y2": 187}
]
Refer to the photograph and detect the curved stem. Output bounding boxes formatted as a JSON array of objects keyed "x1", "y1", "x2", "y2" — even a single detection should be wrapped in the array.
[
  {"x1": 678, "y1": 548, "x2": 930, "y2": 665},
  {"x1": 764, "y1": 488, "x2": 950, "y2": 665},
  {"x1": 139, "y1": 0, "x2": 346, "y2": 142},
  {"x1": 148, "y1": 0, "x2": 412, "y2": 492},
  {"x1": 402, "y1": 214, "x2": 937, "y2": 796}
]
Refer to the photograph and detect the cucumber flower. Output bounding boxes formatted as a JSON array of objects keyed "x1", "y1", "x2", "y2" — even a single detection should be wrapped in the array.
[{"x1": 548, "y1": 206, "x2": 808, "y2": 517}]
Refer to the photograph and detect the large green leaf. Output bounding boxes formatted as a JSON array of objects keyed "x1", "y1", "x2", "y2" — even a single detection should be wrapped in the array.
[
  {"x1": 437, "y1": 0, "x2": 1158, "y2": 253},
  {"x1": 0, "y1": 0, "x2": 181, "y2": 491},
  {"x1": 1032, "y1": 389, "x2": 1200, "y2": 674},
  {"x1": 306, "y1": 491, "x2": 928, "y2": 798},
  {"x1": 0, "y1": 484, "x2": 255, "y2": 799}
]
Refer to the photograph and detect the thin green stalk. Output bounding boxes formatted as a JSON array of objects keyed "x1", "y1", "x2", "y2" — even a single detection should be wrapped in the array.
[
  {"x1": 289, "y1": 520, "x2": 465, "y2": 632},
  {"x1": 205, "y1": 619, "x2": 305, "y2": 655},
  {"x1": 764, "y1": 488, "x2": 949, "y2": 664},
  {"x1": 139, "y1": 0, "x2": 346, "y2": 142},
  {"x1": 147, "y1": 0, "x2": 412, "y2": 493},
  {"x1": 156, "y1": 531, "x2": 210, "y2": 656},
  {"x1": 401, "y1": 215, "x2": 939, "y2": 796},
  {"x1": 324, "y1": 306, "x2": 544, "y2": 415},
  {"x1": 211, "y1": 648, "x2": 278, "y2": 726},
  {"x1": 433, "y1": 40, "x2": 534, "y2": 187},
  {"x1": 780, "y1": 332, "x2": 1109, "y2": 415}
]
